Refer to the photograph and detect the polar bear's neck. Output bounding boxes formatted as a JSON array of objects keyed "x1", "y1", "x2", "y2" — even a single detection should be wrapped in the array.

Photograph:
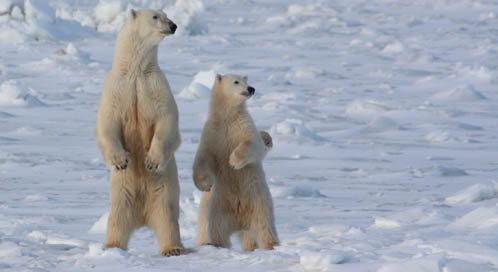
[
  {"x1": 209, "y1": 91, "x2": 250, "y2": 126},
  {"x1": 112, "y1": 25, "x2": 160, "y2": 76}
]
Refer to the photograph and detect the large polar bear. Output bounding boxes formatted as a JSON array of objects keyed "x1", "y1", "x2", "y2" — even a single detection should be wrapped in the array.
[
  {"x1": 95, "y1": 9, "x2": 183, "y2": 256},
  {"x1": 193, "y1": 74, "x2": 279, "y2": 251}
]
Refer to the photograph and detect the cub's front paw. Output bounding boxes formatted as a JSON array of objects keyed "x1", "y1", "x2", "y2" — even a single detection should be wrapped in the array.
[
  {"x1": 194, "y1": 173, "x2": 214, "y2": 192},
  {"x1": 260, "y1": 131, "x2": 273, "y2": 150},
  {"x1": 110, "y1": 152, "x2": 129, "y2": 171},
  {"x1": 145, "y1": 150, "x2": 164, "y2": 172},
  {"x1": 229, "y1": 150, "x2": 249, "y2": 170}
]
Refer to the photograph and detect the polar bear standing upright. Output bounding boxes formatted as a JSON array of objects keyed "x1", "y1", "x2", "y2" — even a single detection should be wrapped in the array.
[
  {"x1": 96, "y1": 9, "x2": 183, "y2": 256},
  {"x1": 193, "y1": 74, "x2": 279, "y2": 251}
]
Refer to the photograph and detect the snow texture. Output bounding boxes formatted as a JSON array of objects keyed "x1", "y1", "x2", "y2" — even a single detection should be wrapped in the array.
[{"x1": 1, "y1": 0, "x2": 498, "y2": 271}]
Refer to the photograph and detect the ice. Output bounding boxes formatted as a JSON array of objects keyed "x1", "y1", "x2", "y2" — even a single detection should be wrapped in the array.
[
  {"x1": 270, "y1": 185, "x2": 325, "y2": 199},
  {"x1": 0, "y1": 242, "x2": 22, "y2": 259},
  {"x1": 0, "y1": 0, "x2": 90, "y2": 42},
  {"x1": 0, "y1": 80, "x2": 44, "y2": 107},
  {"x1": 446, "y1": 182, "x2": 498, "y2": 204}
]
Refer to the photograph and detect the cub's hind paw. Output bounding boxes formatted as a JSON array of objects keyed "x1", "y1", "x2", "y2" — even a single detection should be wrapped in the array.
[{"x1": 160, "y1": 246, "x2": 184, "y2": 257}]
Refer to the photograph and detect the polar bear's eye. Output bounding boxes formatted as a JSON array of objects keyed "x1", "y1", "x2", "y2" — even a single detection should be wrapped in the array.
[
  {"x1": 234, "y1": 81, "x2": 239, "y2": 84},
  {"x1": 152, "y1": 15, "x2": 158, "y2": 20}
]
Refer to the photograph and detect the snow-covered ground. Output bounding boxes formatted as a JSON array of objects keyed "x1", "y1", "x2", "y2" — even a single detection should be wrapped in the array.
[{"x1": 1, "y1": 0, "x2": 498, "y2": 271}]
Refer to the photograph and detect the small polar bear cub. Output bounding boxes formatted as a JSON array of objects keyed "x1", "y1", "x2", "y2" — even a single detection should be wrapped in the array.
[
  {"x1": 96, "y1": 9, "x2": 183, "y2": 257},
  {"x1": 193, "y1": 74, "x2": 279, "y2": 251}
]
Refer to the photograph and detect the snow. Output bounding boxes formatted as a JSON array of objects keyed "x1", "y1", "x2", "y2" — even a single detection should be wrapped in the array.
[
  {"x1": 178, "y1": 69, "x2": 216, "y2": 99},
  {"x1": 2, "y1": 0, "x2": 498, "y2": 271}
]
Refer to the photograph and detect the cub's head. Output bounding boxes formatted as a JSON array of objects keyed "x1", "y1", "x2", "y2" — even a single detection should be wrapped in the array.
[
  {"x1": 129, "y1": 9, "x2": 177, "y2": 45},
  {"x1": 214, "y1": 74, "x2": 255, "y2": 105}
]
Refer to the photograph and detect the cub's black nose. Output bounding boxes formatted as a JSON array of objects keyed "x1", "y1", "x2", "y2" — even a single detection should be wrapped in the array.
[
  {"x1": 170, "y1": 23, "x2": 177, "y2": 33},
  {"x1": 248, "y1": 86, "x2": 255, "y2": 95}
]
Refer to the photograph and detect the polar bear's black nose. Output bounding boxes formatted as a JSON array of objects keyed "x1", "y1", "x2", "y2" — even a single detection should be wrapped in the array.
[
  {"x1": 170, "y1": 23, "x2": 177, "y2": 33},
  {"x1": 248, "y1": 86, "x2": 255, "y2": 95}
]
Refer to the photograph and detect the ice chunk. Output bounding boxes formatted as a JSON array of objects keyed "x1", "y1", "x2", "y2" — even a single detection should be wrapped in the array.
[
  {"x1": 446, "y1": 182, "x2": 498, "y2": 204},
  {"x1": 89, "y1": 212, "x2": 109, "y2": 234}
]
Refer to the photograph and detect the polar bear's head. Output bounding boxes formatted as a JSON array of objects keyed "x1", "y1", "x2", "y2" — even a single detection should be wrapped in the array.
[
  {"x1": 129, "y1": 9, "x2": 177, "y2": 45},
  {"x1": 214, "y1": 74, "x2": 255, "y2": 105}
]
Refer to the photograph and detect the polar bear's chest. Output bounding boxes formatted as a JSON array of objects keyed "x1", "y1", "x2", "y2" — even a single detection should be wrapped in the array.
[{"x1": 121, "y1": 77, "x2": 158, "y2": 128}]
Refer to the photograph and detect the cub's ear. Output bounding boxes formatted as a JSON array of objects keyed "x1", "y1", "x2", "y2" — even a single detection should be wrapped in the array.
[
  {"x1": 216, "y1": 74, "x2": 222, "y2": 83},
  {"x1": 243, "y1": 76, "x2": 248, "y2": 82},
  {"x1": 130, "y1": 9, "x2": 137, "y2": 19}
]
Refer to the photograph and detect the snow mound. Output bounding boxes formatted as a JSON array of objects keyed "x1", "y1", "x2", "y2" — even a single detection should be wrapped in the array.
[
  {"x1": 165, "y1": 0, "x2": 208, "y2": 36},
  {"x1": 430, "y1": 85, "x2": 487, "y2": 102},
  {"x1": 46, "y1": 236, "x2": 86, "y2": 248},
  {"x1": 437, "y1": 166, "x2": 468, "y2": 177},
  {"x1": 424, "y1": 131, "x2": 458, "y2": 143},
  {"x1": 345, "y1": 100, "x2": 394, "y2": 120},
  {"x1": 378, "y1": 255, "x2": 444, "y2": 272},
  {"x1": 178, "y1": 70, "x2": 215, "y2": 99},
  {"x1": 0, "y1": 0, "x2": 91, "y2": 42},
  {"x1": 53, "y1": 43, "x2": 92, "y2": 64},
  {"x1": 94, "y1": 0, "x2": 208, "y2": 35},
  {"x1": 0, "y1": 241, "x2": 22, "y2": 259},
  {"x1": 89, "y1": 212, "x2": 109, "y2": 234},
  {"x1": 446, "y1": 182, "x2": 498, "y2": 204},
  {"x1": 23, "y1": 194, "x2": 48, "y2": 201},
  {"x1": 382, "y1": 41, "x2": 405, "y2": 54},
  {"x1": 270, "y1": 119, "x2": 322, "y2": 142},
  {"x1": 271, "y1": 185, "x2": 325, "y2": 199},
  {"x1": 86, "y1": 243, "x2": 128, "y2": 258},
  {"x1": 371, "y1": 217, "x2": 402, "y2": 229},
  {"x1": 360, "y1": 116, "x2": 403, "y2": 133},
  {"x1": 266, "y1": 3, "x2": 339, "y2": 36},
  {"x1": 452, "y1": 207, "x2": 498, "y2": 230},
  {"x1": 300, "y1": 250, "x2": 347, "y2": 271},
  {"x1": 0, "y1": 80, "x2": 44, "y2": 107},
  {"x1": 94, "y1": 0, "x2": 130, "y2": 32}
]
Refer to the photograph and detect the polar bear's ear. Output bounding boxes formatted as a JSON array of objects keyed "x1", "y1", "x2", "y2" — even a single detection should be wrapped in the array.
[
  {"x1": 130, "y1": 9, "x2": 137, "y2": 20},
  {"x1": 243, "y1": 76, "x2": 248, "y2": 82},
  {"x1": 216, "y1": 74, "x2": 222, "y2": 83}
]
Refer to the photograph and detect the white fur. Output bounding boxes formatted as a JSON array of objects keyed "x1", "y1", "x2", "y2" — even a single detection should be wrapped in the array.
[
  {"x1": 95, "y1": 9, "x2": 183, "y2": 256},
  {"x1": 193, "y1": 74, "x2": 279, "y2": 251}
]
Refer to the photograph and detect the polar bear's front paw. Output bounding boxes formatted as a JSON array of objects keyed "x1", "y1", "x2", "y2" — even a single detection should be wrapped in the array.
[
  {"x1": 229, "y1": 150, "x2": 249, "y2": 170},
  {"x1": 145, "y1": 150, "x2": 164, "y2": 172},
  {"x1": 110, "y1": 152, "x2": 129, "y2": 171}
]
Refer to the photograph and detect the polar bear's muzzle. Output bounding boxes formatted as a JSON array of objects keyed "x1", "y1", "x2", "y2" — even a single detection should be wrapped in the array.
[
  {"x1": 242, "y1": 86, "x2": 255, "y2": 97},
  {"x1": 161, "y1": 21, "x2": 177, "y2": 35}
]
